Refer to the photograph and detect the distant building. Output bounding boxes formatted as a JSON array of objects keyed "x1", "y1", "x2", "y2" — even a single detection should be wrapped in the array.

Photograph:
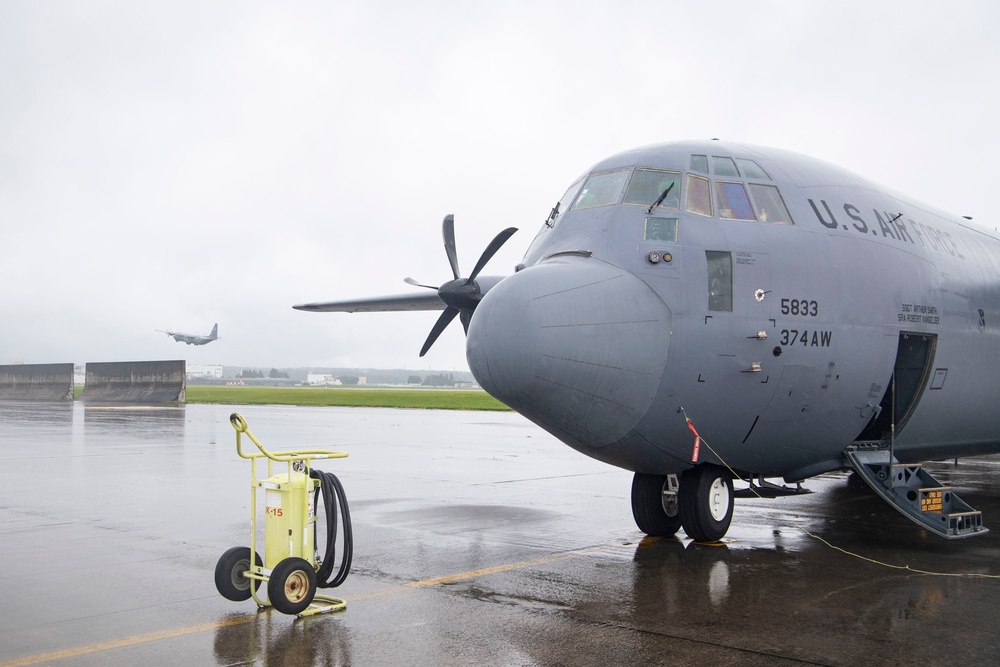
[
  {"x1": 188, "y1": 364, "x2": 223, "y2": 379},
  {"x1": 307, "y1": 374, "x2": 342, "y2": 386}
]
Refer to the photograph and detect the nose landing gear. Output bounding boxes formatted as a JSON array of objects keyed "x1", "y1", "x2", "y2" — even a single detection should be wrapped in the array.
[
  {"x1": 630, "y1": 464, "x2": 734, "y2": 542},
  {"x1": 631, "y1": 472, "x2": 682, "y2": 536}
]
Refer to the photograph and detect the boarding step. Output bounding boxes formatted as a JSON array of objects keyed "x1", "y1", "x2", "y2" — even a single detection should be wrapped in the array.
[
  {"x1": 733, "y1": 475, "x2": 812, "y2": 498},
  {"x1": 844, "y1": 448, "x2": 988, "y2": 539}
]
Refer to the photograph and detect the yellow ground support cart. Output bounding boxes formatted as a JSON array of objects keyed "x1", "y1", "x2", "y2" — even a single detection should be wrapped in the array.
[{"x1": 215, "y1": 413, "x2": 352, "y2": 617}]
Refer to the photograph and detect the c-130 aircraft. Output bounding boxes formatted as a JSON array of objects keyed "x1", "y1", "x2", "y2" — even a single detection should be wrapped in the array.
[
  {"x1": 296, "y1": 139, "x2": 999, "y2": 542},
  {"x1": 157, "y1": 323, "x2": 219, "y2": 346}
]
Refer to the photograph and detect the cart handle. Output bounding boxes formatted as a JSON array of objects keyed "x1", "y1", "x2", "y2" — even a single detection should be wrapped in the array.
[{"x1": 230, "y1": 412, "x2": 348, "y2": 462}]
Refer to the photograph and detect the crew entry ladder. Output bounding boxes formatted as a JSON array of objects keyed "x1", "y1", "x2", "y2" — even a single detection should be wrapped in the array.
[{"x1": 845, "y1": 447, "x2": 987, "y2": 539}]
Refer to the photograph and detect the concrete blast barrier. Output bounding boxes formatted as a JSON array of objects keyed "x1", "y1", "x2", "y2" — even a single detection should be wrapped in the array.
[
  {"x1": 0, "y1": 363, "x2": 74, "y2": 400},
  {"x1": 81, "y1": 360, "x2": 186, "y2": 403}
]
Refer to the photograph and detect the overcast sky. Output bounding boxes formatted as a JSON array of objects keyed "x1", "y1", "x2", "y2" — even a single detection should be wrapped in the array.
[{"x1": 2, "y1": 1, "x2": 998, "y2": 372}]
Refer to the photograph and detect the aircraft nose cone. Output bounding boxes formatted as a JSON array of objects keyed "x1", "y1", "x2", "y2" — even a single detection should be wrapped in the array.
[{"x1": 467, "y1": 257, "x2": 671, "y2": 450}]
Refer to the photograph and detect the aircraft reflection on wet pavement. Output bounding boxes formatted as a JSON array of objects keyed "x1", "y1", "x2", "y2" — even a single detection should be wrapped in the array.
[{"x1": 296, "y1": 139, "x2": 1000, "y2": 542}]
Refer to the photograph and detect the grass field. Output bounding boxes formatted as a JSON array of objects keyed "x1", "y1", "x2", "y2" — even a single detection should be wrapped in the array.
[{"x1": 183, "y1": 385, "x2": 510, "y2": 411}]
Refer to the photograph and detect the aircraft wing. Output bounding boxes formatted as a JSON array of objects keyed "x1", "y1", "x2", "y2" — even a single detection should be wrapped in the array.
[{"x1": 293, "y1": 291, "x2": 446, "y2": 313}]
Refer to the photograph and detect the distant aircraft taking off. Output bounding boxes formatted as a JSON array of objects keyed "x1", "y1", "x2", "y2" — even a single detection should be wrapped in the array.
[{"x1": 158, "y1": 323, "x2": 219, "y2": 346}]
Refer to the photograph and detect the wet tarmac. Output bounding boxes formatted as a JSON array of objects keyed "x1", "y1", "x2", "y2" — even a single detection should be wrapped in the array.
[{"x1": 2, "y1": 400, "x2": 1000, "y2": 666}]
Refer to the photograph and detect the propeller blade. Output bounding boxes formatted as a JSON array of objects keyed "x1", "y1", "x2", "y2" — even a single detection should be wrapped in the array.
[
  {"x1": 467, "y1": 227, "x2": 518, "y2": 283},
  {"x1": 419, "y1": 218, "x2": 517, "y2": 354},
  {"x1": 442, "y1": 214, "x2": 460, "y2": 281},
  {"x1": 420, "y1": 306, "x2": 459, "y2": 357},
  {"x1": 404, "y1": 277, "x2": 437, "y2": 290}
]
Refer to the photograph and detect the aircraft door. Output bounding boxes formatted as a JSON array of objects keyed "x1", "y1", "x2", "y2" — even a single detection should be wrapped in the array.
[
  {"x1": 856, "y1": 332, "x2": 937, "y2": 441},
  {"x1": 697, "y1": 249, "x2": 781, "y2": 434}
]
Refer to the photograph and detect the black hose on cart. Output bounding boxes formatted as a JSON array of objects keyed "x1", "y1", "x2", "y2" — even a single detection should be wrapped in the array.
[{"x1": 310, "y1": 468, "x2": 353, "y2": 588}]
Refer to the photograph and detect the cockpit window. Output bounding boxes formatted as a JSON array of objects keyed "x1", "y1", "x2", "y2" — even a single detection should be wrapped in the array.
[
  {"x1": 712, "y1": 156, "x2": 740, "y2": 177},
  {"x1": 715, "y1": 181, "x2": 756, "y2": 220},
  {"x1": 645, "y1": 217, "x2": 678, "y2": 242},
  {"x1": 736, "y1": 158, "x2": 770, "y2": 180},
  {"x1": 571, "y1": 169, "x2": 630, "y2": 210},
  {"x1": 623, "y1": 169, "x2": 680, "y2": 209},
  {"x1": 749, "y1": 184, "x2": 794, "y2": 224},
  {"x1": 685, "y1": 174, "x2": 712, "y2": 217},
  {"x1": 690, "y1": 154, "x2": 709, "y2": 173}
]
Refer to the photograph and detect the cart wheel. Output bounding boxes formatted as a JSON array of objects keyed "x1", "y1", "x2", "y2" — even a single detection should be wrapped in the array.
[
  {"x1": 268, "y1": 557, "x2": 317, "y2": 615},
  {"x1": 215, "y1": 546, "x2": 263, "y2": 601}
]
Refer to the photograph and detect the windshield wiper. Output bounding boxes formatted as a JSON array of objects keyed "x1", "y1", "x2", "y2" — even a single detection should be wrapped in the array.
[
  {"x1": 647, "y1": 182, "x2": 675, "y2": 214},
  {"x1": 545, "y1": 202, "x2": 561, "y2": 227}
]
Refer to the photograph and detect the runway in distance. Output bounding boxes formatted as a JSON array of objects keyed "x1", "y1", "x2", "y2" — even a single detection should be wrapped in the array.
[
  {"x1": 295, "y1": 139, "x2": 1000, "y2": 541},
  {"x1": 158, "y1": 323, "x2": 219, "y2": 346}
]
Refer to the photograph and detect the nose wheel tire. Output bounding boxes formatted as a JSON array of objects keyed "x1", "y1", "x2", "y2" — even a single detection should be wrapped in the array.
[
  {"x1": 679, "y1": 464, "x2": 734, "y2": 542},
  {"x1": 631, "y1": 472, "x2": 682, "y2": 536},
  {"x1": 215, "y1": 546, "x2": 263, "y2": 602},
  {"x1": 268, "y1": 557, "x2": 318, "y2": 615}
]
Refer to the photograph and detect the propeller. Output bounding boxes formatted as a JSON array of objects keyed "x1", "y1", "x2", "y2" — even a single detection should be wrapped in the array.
[{"x1": 411, "y1": 214, "x2": 517, "y2": 357}]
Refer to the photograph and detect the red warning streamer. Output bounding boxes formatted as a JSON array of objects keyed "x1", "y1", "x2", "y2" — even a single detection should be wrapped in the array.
[{"x1": 687, "y1": 418, "x2": 701, "y2": 463}]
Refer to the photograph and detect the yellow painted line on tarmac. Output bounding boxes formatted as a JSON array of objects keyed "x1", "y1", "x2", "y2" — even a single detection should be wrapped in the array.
[
  {"x1": 350, "y1": 542, "x2": 620, "y2": 603},
  {"x1": 0, "y1": 616, "x2": 253, "y2": 667},
  {"x1": 0, "y1": 543, "x2": 624, "y2": 667}
]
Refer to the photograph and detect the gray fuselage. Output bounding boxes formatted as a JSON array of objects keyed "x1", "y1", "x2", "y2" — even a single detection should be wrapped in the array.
[{"x1": 467, "y1": 140, "x2": 1000, "y2": 482}]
